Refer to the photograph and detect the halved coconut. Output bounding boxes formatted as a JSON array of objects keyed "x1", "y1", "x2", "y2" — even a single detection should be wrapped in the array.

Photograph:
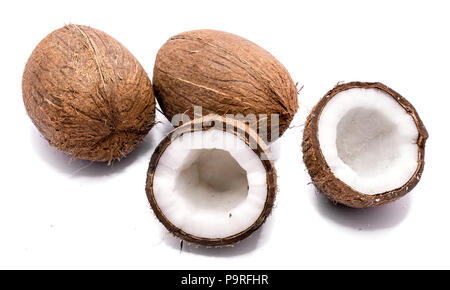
[
  {"x1": 303, "y1": 82, "x2": 428, "y2": 208},
  {"x1": 146, "y1": 116, "x2": 276, "y2": 246}
]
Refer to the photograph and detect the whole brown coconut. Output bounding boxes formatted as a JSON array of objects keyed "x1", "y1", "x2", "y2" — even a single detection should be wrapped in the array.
[
  {"x1": 22, "y1": 25, "x2": 155, "y2": 162},
  {"x1": 153, "y1": 29, "x2": 298, "y2": 142},
  {"x1": 302, "y1": 82, "x2": 428, "y2": 208}
]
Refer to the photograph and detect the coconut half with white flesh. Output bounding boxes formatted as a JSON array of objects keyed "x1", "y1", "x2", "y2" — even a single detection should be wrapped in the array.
[
  {"x1": 146, "y1": 116, "x2": 276, "y2": 246},
  {"x1": 303, "y1": 82, "x2": 428, "y2": 208}
]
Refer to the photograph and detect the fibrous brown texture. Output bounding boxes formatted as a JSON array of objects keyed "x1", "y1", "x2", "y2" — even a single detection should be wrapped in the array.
[
  {"x1": 153, "y1": 29, "x2": 298, "y2": 142},
  {"x1": 146, "y1": 116, "x2": 277, "y2": 247},
  {"x1": 22, "y1": 25, "x2": 155, "y2": 162},
  {"x1": 302, "y1": 82, "x2": 428, "y2": 208}
]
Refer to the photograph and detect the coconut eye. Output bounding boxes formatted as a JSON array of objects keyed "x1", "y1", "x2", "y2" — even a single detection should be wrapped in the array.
[
  {"x1": 146, "y1": 116, "x2": 276, "y2": 246},
  {"x1": 303, "y1": 82, "x2": 428, "y2": 208}
]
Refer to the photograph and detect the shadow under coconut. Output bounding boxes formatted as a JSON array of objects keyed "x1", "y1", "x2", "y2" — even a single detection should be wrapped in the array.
[
  {"x1": 311, "y1": 186, "x2": 412, "y2": 231},
  {"x1": 30, "y1": 116, "x2": 174, "y2": 178},
  {"x1": 160, "y1": 215, "x2": 274, "y2": 257}
]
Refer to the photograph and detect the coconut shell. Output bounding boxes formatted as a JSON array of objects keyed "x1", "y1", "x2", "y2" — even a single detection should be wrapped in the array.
[
  {"x1": 153, "y1": 29, "x2": 298, "y2": 142},
  {"x1": 302, "y1": 82, "x2": 428, "y2": 208},
  {"x1": 22, "y1": 25, "x2": 155, "y2": 162},
  {"x1": 146, "y1": 116, "x2": 277, "y2": 247}
]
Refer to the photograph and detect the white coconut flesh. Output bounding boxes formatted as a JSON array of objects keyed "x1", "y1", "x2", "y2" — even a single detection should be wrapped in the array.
[
  {"x1": 153, "y1": 129, "x2": 268, "y2": 239},
  {"x1": 318, "y1": 88, "x2": 419, "y2": 195}
]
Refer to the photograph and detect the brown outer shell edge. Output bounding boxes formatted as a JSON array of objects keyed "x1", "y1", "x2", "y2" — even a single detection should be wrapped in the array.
[
  {"x1": 145, "y1": 116, "x2": 277, "y2": 246},
  {"x1": 302, "y1": 82, "x2": 428, "y2": 208}
]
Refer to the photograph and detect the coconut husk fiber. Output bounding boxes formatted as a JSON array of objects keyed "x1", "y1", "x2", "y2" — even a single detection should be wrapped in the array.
[
  {"x1": 22, "y1": 24, "x2": 155, "y2": 163},
  {"x1": 153, "y1": 29, "x2": 298, "y2": 142}
]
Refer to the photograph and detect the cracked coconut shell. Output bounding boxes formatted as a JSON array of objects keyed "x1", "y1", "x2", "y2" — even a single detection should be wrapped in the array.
[
  {"x1": 22, "y1": 25, "x2": 155, "y2": 162},
  {"x1": 146, "y1": 116, "x2": 277, "y2": 247},
  {"x1": 302, "y1": 82, "x2": 428, "y2": 208},
  {"x1": 153, "y1": 29, "x2": 298, "y2": 142}
]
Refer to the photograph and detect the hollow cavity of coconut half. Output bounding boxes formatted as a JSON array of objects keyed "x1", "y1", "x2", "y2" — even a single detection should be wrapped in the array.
[
  {"x1": 146, "y1": 116, "x2": 276, "y2": 247},
  {"x1": 303, "y1": 82, "x2": 428, "y2": 208}
]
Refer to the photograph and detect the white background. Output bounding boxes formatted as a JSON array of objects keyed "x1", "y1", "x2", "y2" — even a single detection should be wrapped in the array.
[{"x1": 0, "y1": 0, "x2": 448, "y2": 269}]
